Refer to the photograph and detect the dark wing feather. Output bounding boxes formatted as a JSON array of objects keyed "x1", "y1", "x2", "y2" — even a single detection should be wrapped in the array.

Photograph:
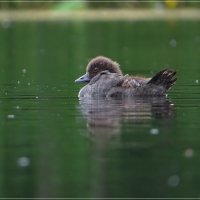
[{"x1": 147, "y1": 69, "x2": 177, "y2": 90}]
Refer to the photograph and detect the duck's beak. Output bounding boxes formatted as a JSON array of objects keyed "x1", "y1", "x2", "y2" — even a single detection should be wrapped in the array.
[{"x1": 75, "y1": 73, "x2": 90, "y2": 83}]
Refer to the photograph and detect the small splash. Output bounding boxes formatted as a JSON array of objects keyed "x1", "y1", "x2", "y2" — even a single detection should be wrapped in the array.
[
  {"x1": 35, "y1": 96, "x2": 39, "y2": 99},
  {"x1": 17, "y1": 80, "x2": 20, "y2": 85},
  {"x1": 195, "y1": 80, "x2": 199, "y2": 84},
  {"x1": 17, "y1": 156, "x2": 30, "y2": 167},
  {"x1": 169, "y1": 39, "x2": 177, "y2": 48},
  {"x1": 184, "y1": 148, "x2": 194, "y2": 158},
  {"x1": 167, "y1": 175, "x2": 180, "y2": 187},
  {"x1": 150, "y1": 128, "x2": 159, "y2": 135},
  {"x1": 7, "y1": 114, "x2": 15, "y2": 119},
  {"x1": 27, "y1": 82, "x2": 31, "y2": 86},
  {"x1": 16, "y1": 106, "x2": 20, "y2": 110}
]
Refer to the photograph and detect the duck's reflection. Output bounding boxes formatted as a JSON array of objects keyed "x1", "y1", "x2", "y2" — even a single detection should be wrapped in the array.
[
  {"x1": 78, "y1": 97, "x2": 175, "y2": 139},
  {"x1": 77, "y1": 97, "x2": 175, "y2": 197}
]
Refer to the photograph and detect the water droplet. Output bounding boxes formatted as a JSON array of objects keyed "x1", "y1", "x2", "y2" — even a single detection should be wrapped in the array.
[
  {"x1": 16, "y1": 106, "x2": 20, "y2": 110},
  {"x1": 184, "y1": 148, "x2": 194, "y2": 158},
  {"x1": 195, "y1": 80, "x2": 199, "y2": 84},
  {"x1": 167, "y1": 175, "x2": 180, "y2": 187},
  {"x1": 7, "y1": 114, "x2": 15, "y2": 119},
  {"x1": 169, "y1": 39, "x2": 177, "y2": 48},
  {"x1": 27, "y1": 82, "x2": 31, "y2": 86},
  {"x1": 150, "y1": 128, "x2": 159, "y2": 135},
  {"x1": 17, "y1": 156, "x2": 30, "y2": 167},
  {"x1": 35, "y1": 96, "x2": 39, "y2": 99},
  {"x1": 17, "y1": 80, "x2": 20, "y2": 84}
]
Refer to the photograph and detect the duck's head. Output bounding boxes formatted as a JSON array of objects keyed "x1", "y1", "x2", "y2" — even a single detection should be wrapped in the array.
[{"x1": 75, "y1": 56, "x2": 122, "y2": 83}]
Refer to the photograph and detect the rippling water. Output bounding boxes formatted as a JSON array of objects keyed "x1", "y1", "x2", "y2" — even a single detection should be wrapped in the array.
[{"x1": 0, "y1": 20, "x2": 200, "y2": 198}]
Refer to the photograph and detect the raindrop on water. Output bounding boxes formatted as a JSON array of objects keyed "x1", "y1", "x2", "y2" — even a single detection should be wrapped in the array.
[
  {"x1": 150, "y1": 128, "x2": 159, "y2": 135},
  {"x1": 17, "y1": 156, "x2": 30, "y2": 167},
  {"x1": 184, "y1": 148, "x2": 194, "y2": 158},
  {"x1": 167, "y1": 175, "x2": 180, "y2": 187},
  {"x1": 22, "y1": 68, "x2": 27, "y2": 74},
  {"x1": 7, "y1": 114, "x2": 15, "y2": 119},
  {"x1": 169, "y1": 39, "x2": 177, "y2": 48}
]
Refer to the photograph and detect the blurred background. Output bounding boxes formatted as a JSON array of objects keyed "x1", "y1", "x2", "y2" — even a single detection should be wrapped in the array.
[
  {"x1": 1, "y1": 0, "x2": 200, "y2": 199},
  {"x1": 0, "y1": 0, "x2": 200, "y2": 10}
]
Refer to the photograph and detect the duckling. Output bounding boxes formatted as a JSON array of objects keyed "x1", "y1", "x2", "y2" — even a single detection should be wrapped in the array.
[{"x1": 75, "y1": 56, "x2": 177, "y2": 98}]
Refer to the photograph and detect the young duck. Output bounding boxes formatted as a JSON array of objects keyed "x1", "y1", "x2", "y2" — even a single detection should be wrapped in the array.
[{"x1": 75, "y1": 56, "x2": 177, "y2": 98}]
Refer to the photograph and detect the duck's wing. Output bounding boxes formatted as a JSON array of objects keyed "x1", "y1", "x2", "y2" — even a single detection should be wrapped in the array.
[
  {"x1": 121, "y1": 75, "x2": 149, "y2": 88},
  {"x1": 107, "y1": 70, "x2": 177, "y2": 97},
  {"x1": 147, "y1": 69, "x2": 177, "y2": 90}
]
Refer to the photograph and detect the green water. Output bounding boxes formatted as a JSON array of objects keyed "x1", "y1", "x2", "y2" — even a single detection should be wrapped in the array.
[{"x1": 0, "y1": 20, "x2": 200, "y2": 198}]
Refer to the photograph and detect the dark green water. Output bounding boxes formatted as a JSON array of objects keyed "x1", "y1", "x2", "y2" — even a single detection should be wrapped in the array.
[{"x1": 0, "y1": 20, "x2": 200, "y2": 198}]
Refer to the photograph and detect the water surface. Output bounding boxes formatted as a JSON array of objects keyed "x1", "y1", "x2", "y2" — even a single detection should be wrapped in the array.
[{"x1": 0, "y1": 20, "x2": 200, "y2": 198}]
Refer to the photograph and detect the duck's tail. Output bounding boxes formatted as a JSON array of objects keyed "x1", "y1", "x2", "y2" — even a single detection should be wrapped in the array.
[{"x1": 147, "y1": 69, "x2": 177, "y2": 90}]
